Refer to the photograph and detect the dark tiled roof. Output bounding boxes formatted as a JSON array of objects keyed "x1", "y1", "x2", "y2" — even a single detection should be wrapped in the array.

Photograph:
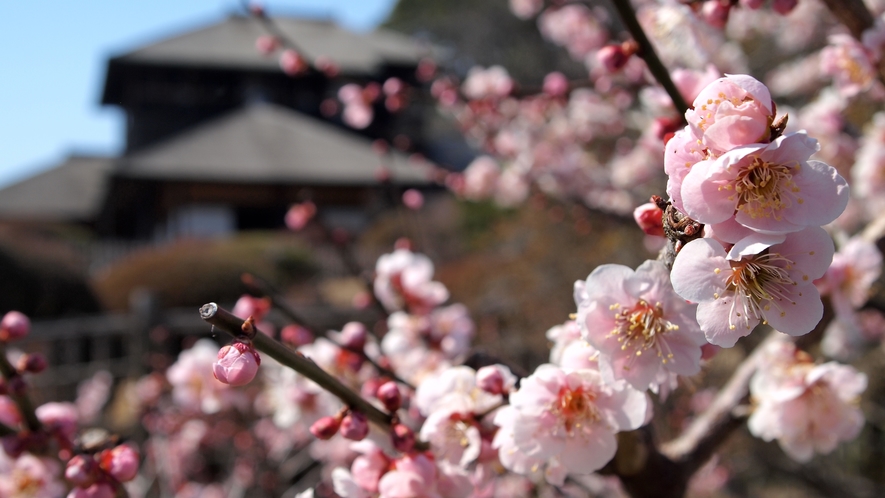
[
  {"x1": 118, "y1": 103, "x2": 432, "y2": 185},
  {"x1": 0, "y1": 156, "x2": 113, "y2": 222},
  {"x1": 113, "y1": 15, "x2": 431, "y2": 75}
]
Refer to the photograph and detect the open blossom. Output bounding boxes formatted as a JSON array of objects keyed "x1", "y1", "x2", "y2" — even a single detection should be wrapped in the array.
[
  {"x1": 748, "y1": 340, "x2": 866, "y2": 462},
  {"x1": 493, "y1": 364, "x2": 647, "y2": 485},
  {"x1": 671, "y1": 227, "x2": 835, "y2": 347},
  {"x1": 575, "y1": 261, "x2": 706, "y2": 391},
  {"x1": 0, "y1": 451, "x2": 64, "y2": 498},
  {"x1": 820, "y1": 34, "x2": 879, "y2": 98},
  {"x1": 685, "y1": 74, "x2": 774, "y2": 155},
  {"x1": 546, "y1": 320, "x2": 599, "y2": 371},
  {"x1": 374, "y1": 249, "x2": 449, "y2": 313},
  {"x1": 681, "y1": 132, "x2": 849, "y2": 234},
  {"x1": 461, "y1": 66, "x2": 514, "y2": 100},
  {"x1": 817, "y1": 236, "x2": 882, "y2": 319}
]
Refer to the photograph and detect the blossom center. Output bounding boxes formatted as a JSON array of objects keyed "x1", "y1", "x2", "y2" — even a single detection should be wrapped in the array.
[
  {"x1": 724, "y1": 157, "x2": 801, "y2": 220},
  {"x1": 725, "y1": 253, "x2": 797, "y2": 329},
  {"x1": 554, "y1": 387, "x2": 599, "y2": 434},
  {"x1": 609, "y1": 300, "x2": 678, "y2": 365}
]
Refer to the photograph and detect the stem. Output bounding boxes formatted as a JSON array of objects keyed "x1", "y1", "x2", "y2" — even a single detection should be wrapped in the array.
[
  {"x1": 0, "y1": 343, "x2": 41, "y2": 432},
  {"x1": 609, "y1": 0, "x2": 690, "y2": 117},
  {"x1": 241, "y1": 274, "x2": 415, "y2": 389},
  {"x1": 200, "y1": 303, "x2": 394, "y2": 429}
]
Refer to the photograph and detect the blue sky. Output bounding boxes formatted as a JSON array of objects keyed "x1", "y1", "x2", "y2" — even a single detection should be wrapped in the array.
[{"x1": 0, "y1": 0, "x2": 396, "y2": 188}]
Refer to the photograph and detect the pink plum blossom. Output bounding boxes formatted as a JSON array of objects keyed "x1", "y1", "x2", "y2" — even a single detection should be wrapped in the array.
[
  {"x1": 167, "y1": 339, "x2": 241, "y2": 414},
  {"x1": 576, "y1": 261, "x2": 705, "y2": 391},
  {"x1": 748, "y1": 340, "x2": 866, "y2": 462},
  {"x1": 285, "y1": 201, "x2": 317, "y2": 230},
  {"x1": 684, "y1": 74, "x2": 774, "y2": 154},
  {"x1": 680, "y1": 132, "x2": 849, "y2": 234},
  {"x1": 633, "y1": 201, "x2": 665, "y2": 237},
  {"x1": 99, "y1": 444, "x2": 140, "y2": 482},
  {"x1": 664, "y1": 126, "x2": 707, "y2": 213},
  {"x1": 461, "y1": 156, "x2": 501, "y2": 201},
  {"x1": 537, "y1": 5, "x2": 609, "y2": 59},
  {"x1": 374, "y1": 249, "x2": 449, "y2": 313},
  {"x1": 461, "y1": 66, "x2": 514, "y2": 100},
  {"x1": 0, "y1": 451, "x2": 64, "y2": 498},
  {"x1": 671, "y1": 227, "x2": 835, "y2": 347},
  {"x1": 493, "y1": 364, "x2": 647, "y2": 485},
  {"x1": 509, "y1": 0, "x2": 543, "y2": 19},
  {"x1": 820, "y1": 34, "x2": 879, "y2": 98},
  {"x1": 0, "y1": 311, "x2": 30, "y2": 341},
  {"x1": 817, "y1": 235, "x2": 882, "y2": 319}
]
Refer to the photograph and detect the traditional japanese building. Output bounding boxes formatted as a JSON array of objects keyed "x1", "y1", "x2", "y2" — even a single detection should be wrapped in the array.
[{"x1": 0, "y1": 13, "x2": 469, "y2": 240}]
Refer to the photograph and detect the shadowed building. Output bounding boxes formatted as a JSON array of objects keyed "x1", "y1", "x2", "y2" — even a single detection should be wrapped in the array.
[{"x1": 0, "y1": 13, "x2": 470, "y2": 241}]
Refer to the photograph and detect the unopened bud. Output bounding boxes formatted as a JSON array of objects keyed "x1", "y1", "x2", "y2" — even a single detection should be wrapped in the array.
[
  {"x1": 376, "y1": 381, "x2": 402, "y2": 412},
  {"x1": 772, "y1": 0, "x2": 798, "y2": 14},
  {"x1": 280, "y1": 324, "x2": 314, "y2": 347},
  {"x1": 280, "y1": 49, "x2": 309, "y2": 76},
  {"x1": 255, "y1": 35, "x2": 279, "y2": 55},
  {"x1": 633, "y1": 202, "x2": 665, "y2": 237},
  {"x1": 339, "y1": 411, "x2": 369, "y2": 441},
  {"x1": 339, "y1": 322, "x2": 368, "y2": 351},
  {"x1": 543, "y1": 71, "x2": 569, "y2": 97},
  {"x1": 99, "y1": 444, "x2": 140, "y2": 482},
  {"x1": 1, "y1": 311, "x2": 30, "y2": 341},
  {"x1": 391, "y1": 423, "x2": 415, "y2": 453},
  {"x1": 597, "y1": 44, "x2": 631, "y2": 73},
  {"x1": 402, "y1": 189, "x2": 424, "y2": 210},
  {"x1": 212, "y1": 342, "x2": 261, "y2": 386},
  {"x1": 476, "y1": 366, "x2": 506, "y2": 395},
  {"x1": 701, "y1": 0, "x2": 731, "y2": 29},
  {"x1": 17, "y1": 353, "x2": 47, "y2": 374},
  {"x1": 310, "y1": 415, "x2": 341, "y2": 440},
  {"x1": 65, "y1": 454, "x2": 99, "y2": 488}
]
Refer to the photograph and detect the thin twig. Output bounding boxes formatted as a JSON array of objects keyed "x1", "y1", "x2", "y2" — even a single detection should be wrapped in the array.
[
  {"x1": 200, "y1": 303, "x2": 394, "y2": 429},
  {"x1": 0, "y1": 343, "x2": 41, "y2": 432},
  {"x1": 609, "y1": 0, "x2": 690, "y2": 117}
]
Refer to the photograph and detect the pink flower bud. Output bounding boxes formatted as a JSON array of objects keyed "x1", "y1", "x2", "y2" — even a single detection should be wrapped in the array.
[
  {"x1": 402, "y1": 189, "x2": 424, "y2": 210},
  {"x1": 255, "y1": 35, "x2": 279, "y2": 55},
  {"x1": 597, "y1": 45, "x2": 631, "y2": 73},
  {"x1": 339, "y1": 411, "x2": 369, "y2": 441},
  {"x1": 361, "y1": 377, "x2": 384, "y2": 399},
  {"x1": 376, "y1": 381, "x2": 402, "y2": 412},
  {"x1": 279, "y1": 49, "x2": 309, "y2": 76},
  {"x1": 280, "y1": 324, "x2": 314, "y2": 347},
  {"x1": 285, "y1": 201, "x2": 317, "y2": 231},
  {"x1": 315, "y1": 55, "x2": 340, "y2": 77},
  {"x1": 212, "y1": 342, "x2": 261, "y2": 386},
  {"x1": 476, "y1": 366, "x2": 506, "y2": 395},
  {"x1": 633, "y1": 202, "x2": 665, "y2": 237},
  {"x1": 310, "y1": 415, "x2": 341, "y2": 440},
  {"x1": 0, "y1": 395, "x2": 21, "y2": 427},
  {"x1": 772, "y1": 0, "x2": 798, "y2": 15},
  {"x1": 352, "y1": 291, "x2": 372, "y2": 310},
  {"x1": 700, "y1": 0, "x2": 731, "y2": 29},
  {"x1": 394, "y1": 237, "x2": 412, "y2": 251},
  {"x1": 740, "y1": 0, "x2": 764, "y2": 8},
  {"x1": 391, "y1": 423, "x2": 415, "y2": 453},
  {"x1": 339, "y1": 322, "x2": 368, "y2": 350},
  {"x1": 65, "y1": 454, "x2": 99, "y2": 488},
  {"x1": 36, "y1": 402, "x2": 78, "y2": 442},
  {"x1": 543, "y1": 71, "x2": 570, "y2": 97},
  {"x1": 1, "y1": 311, "x2": 30, "y2": 341},
  {"x1": 99, "y1": 444, "x2": 140, "y2": 482},
  {"x1": 416, "y1": 58, "x2": 437, "y2": 82},
  {"x1": 383, "y1": 77, "x2": 405, "y2": 96},
  {"x1": 17, "y1": 353, "x2": 47, "y2": 374},
  {"x1": 69, "y1": 482, "x2": 115, "y2": 498}
]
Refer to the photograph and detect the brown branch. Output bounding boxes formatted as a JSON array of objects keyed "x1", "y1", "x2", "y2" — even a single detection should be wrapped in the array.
[
  {"x1": 609, "y1": 0, "x2": 690, "y2": 117},
  {"x1": 241, "y1": 273, "x2": 414, "y2": 389},
  {"x1": 0, "y1": 343, "x2": 41, "y2": 432},
  {"x1": 200, "y1": 303, "x2": 394, "y2": 429},
  {"x1": 818, "y1": 0, "x2": 875, "y2": 39}
]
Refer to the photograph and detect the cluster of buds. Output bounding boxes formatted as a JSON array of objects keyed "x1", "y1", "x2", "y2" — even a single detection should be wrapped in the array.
[{"x1": 65, "y1": 444, "x2": 139, "y2": 498}]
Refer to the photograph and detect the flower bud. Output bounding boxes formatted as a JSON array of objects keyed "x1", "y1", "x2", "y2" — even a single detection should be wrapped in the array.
[
  {"x1": 597, "y1": 44, "x2": 631, "y2": 73},
  {"x1": 339, "y1": 322, "x2": 368, "y2": 351},
  {"x1": 476, "y1": 366, "x2": 506, "y2": 395},
  {"x1": 339, "y1": 411, "x2": 369, "y2": 441},
  {"x1": 700, "y1": 0, "x2": 730, "y2": 29},
  {"x1": 633, "y1": 202, "x2": 665, "y2": 237},
  {"x1": 310, "y1": 415, "x2": 341, "y2": 440},
  {"x1": 376, "y1": 381, "x2": 402, "y2": 413},
  {"x1": 0, "y1": 395, "x2": 21, "y2": 427},
  {"x1": 1, "y1": 311, "x2": 30, "y2": 341},
  {"x1": 391, "y1": 423, "x2": 415, "y2": 453},
  {"x1": 255, "y1": 35, "x2": 279, "y2": 55},
  {"x1": 99, "y1": 444, "x2": 140, "y2": 482},
  {"x1": 402, "y1": 189, "x2": 424, "y2": 210},
  {"x1": 212, "y1": 342, "x2": 261, "y2": 386},
  {"x1": 543, "y1": 71, "x2": 569, "y2": 97},
  {"x1": 17, "y1": 353, "x2": 47, "y2": 374},
  {"x1": 280, "y1": 324, "x2": 314, "y2": 347},
  {"x1": 65, "y1": 454, "x2": 99, "y2": 488},
  {"x1": 772, "y1": 0, "x2": 798, "y2": 14},
  {"x1": 280, "y1": 49, "x2": 309, "y2": 76}
]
